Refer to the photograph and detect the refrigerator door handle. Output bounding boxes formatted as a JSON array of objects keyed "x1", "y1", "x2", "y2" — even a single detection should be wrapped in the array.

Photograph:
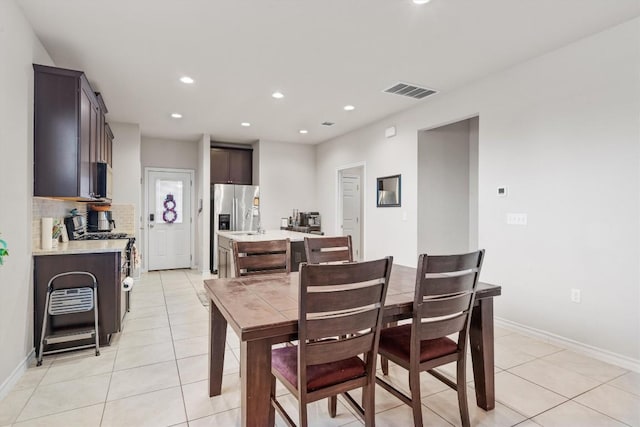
[{"x1": 232, "y1": 198, "x2": 236, "y2": 230}]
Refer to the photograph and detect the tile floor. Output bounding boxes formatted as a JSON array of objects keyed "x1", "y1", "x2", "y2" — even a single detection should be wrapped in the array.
[{"x1": 1, "y1": 269, "x2": 638, "y2": 426}]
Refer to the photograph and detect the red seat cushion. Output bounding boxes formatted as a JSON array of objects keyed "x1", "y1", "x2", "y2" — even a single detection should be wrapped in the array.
[
  {"x1": 379, "y1": 324, "x2": 458, "y2": 363},
  {"x1": 271, "y1": 345, "x2": 366, "y2": 392}
]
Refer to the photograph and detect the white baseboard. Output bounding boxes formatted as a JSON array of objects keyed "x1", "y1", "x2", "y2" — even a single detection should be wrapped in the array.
[
  {"x1": 0, "y1": 349, "x2": 35, "y2": 400},
  {"x1": 495, "y1": 317, "x2": 639, "y2": 373}
]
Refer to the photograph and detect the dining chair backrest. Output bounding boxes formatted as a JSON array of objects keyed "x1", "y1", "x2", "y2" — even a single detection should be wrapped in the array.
[
  {"x1": 412, "y1": 250, "x2": 485, "y2": 344},
  {"x1": 298, "y1": 257, "x2": 392, "y2": 368},
  {"x1": 232, "y1": 239, "x2": 291, "y2": 277},
  {"x1": 304, "y1": 236, "x2": 353, "y2": 264},
  {"x1": 270, "y1": 257, "x2": 393, "y2": 426}
]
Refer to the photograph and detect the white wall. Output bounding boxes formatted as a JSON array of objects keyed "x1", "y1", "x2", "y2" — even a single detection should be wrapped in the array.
[
  {"x1": 418, "y1": 119, "x2": 472, "y2": 254},
  {"x1": 111, "y1": 122, "x2": 141, "y2": 242},
  {"x1": 0, "y1": 0, "x2": 54, "y2": 395},
  {"x1": 316, "y1": 18, "x2": 640, "y2": 363},
  {"x1": 257, "y1": 140, "x2": 317, "y2": 229}
]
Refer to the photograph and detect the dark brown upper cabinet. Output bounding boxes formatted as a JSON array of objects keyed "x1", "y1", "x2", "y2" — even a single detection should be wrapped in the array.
[
  {"x1": 210, "y1": 147, "x2": 252, "y2": 185},
  {"x1": 33, "y1": 64, "x2": 108, "y2": 200}
]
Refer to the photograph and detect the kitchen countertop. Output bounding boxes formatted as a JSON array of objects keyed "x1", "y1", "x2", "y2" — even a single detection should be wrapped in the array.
[
  {"x1": 217, "y1": 229, "x2": 323, "y2": 242},
  {"x1": 33, "y1": 239, "x2": 129, "y2": 256}
]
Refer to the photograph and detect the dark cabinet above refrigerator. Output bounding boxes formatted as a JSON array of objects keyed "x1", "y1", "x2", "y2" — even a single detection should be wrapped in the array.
[{"x1": 210, "y1": 147, "x2": 252, "y2": 185}]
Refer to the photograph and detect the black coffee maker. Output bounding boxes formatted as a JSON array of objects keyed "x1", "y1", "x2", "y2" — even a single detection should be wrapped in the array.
[{"x1": 87, "y1": 210, "x2": 115, "y2": 232}]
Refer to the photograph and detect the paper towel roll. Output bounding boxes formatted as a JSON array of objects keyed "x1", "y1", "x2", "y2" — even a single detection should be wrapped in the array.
[
  {"x1": 41, "y1": 217, "x2": 53, "y2": 250},
  {"x1": 122, "y1": 276, "x2": 135, "y2": 291}
]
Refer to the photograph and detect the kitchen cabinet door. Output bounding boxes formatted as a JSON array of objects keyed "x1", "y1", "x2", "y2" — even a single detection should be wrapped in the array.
[
  {"x1": 210, "y1": 149, "x2": 230, "y2": 184},
  {"x1": 33, "y1": 64, "x2": 105, "y2": 200},
  {"x1": 229, "y1": 149, "x2": 253, "y2": 185}
]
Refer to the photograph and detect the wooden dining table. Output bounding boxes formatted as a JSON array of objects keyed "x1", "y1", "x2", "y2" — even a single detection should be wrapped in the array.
[{"x1": 204, "y1": 264, "x2": 501, "y2": 427}]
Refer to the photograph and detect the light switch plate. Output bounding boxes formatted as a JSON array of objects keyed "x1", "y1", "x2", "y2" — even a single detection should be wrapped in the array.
[
  {"x1": 506, "y1": 213, "x2": 527, "y2": 225},
  {"x1": 385, "y1": 126, "x2": 396, "y2": 138}
]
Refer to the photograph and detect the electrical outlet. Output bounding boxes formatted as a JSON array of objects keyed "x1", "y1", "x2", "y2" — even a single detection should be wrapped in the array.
[
  {"x1": 506, "y1": 213, "x2": 527, "y2": 225},
  {"x1": 570, "y1": 288, "x2": 581, "y2": 303}
]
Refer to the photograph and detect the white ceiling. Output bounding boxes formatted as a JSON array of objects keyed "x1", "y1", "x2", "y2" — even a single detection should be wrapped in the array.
[{"x1": 17, "y1": 0, "x2": 640, "y2": 144}]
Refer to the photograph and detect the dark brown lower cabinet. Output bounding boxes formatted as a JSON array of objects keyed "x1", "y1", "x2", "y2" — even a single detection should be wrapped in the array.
[
  {"x1": 290, "y1": 241, "x2": 307, "y2": 272},
  {"x1": 33, "y1": 252, "x2": 122, "y2": 353}
]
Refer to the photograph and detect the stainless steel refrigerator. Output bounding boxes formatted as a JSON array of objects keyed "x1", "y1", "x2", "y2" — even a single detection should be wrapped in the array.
[{"x1": 210, "y1": 184, "x2": 260, "y2": 272}]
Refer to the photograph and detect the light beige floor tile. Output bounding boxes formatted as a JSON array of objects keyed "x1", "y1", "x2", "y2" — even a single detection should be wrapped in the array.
[
  {"x1": 11, "y1": 403, "x2": 104, "y2": 427},
  {"x1": 374, "y1": 403, "x2": 453, "y2": 427},
  {"x1": 493, "y1": 371, "x2": 566, "y2": 418},
  {"x1": 177, "y1": 351, "x2": 238, "y2": 385},
  {"x1": 377, "y1": 363, "x2": 450, "y2": 397},
  {"x1": 167, "y1": 301, "x2": 206, "y2": 315},
  {"x1": 39, "y1": 350, "x2": 115, "y2": 386},
  {"x1": 608, "y1": 371, "x2": 640, "y2": 397},
  {"x1": 494, "y1": 326, "x2": 515, "y2": 338},
  {"x1": 182, "y1": 375, "x2": 241, "y2": 420},
  {"x1": 174, "y1": 335, "x2": 208, "y2": 359},
  {"x1": 0, "y1": 388, "x2": 34, "y2": 425},
  {"x1": 509, "y1": 358, "x2": 600, "y2": 398},
  {"x1": 188, "y1": 408, "x2": 240, "y2": 427},
  {"x1": 162, "y1": 281, "x2": 194, "y2": 290},
  {"x1": 169, "y1": 309, "x2": 209, "y2": 326},
  {"x1": 496, "y1": 334, "x2": 563, "y2": 358},
  {"x1": 574, "y1": 383, "x2": 640, "y2": 426},
  {"x1": 11, "y1": 366, "x2": 49, "y2": 391},
  {"x1": 124, "y1": 304, "x2": 167, "y2": 320},
  {"x1": 113, "y1": 341, "x2": 175, "y2": 371},
  {"x1": 347, "y1": 383, "x2": 404, "y2": 414},
  {"x1": 165, "y1": 293, "x2": 201, "y2": 306},
  {"x1": 494, "y1": 343, "x2": 537, "y2": 370},
  {"x1": 423, "y1": 388, "x2": 526, "y2": 427},
  {"x1": 273, "y1": 393, "x2": 359, "y2": 427},
  {"x1": 17, "y1": 374, "x2": 110, "y2": 422},
  {"x1": 541, "y1": 350, "x2": 628, "y2": 383},
  {"x1": 122, "y1": 313, "x2": 169, "y2": 333},
  {"x1": 117, "y1": 326, "x2": 172, "y2": 348},
  {"x1": 171, "y1": 321, "x2": 209, "y2": 340},
  {"x1": 102, "y1": 386, "x2": 186, "y2": 427},
  {"x1": 533, "y1": 400, "x2": 626, "y2": 427},
  {"x1": 129, "y1": 293, "x2": 166, "y2": 309},
  {"x1": 163, "y1": 286, "x2": 196, "y2": 296},
  {"x1": 108, "y1": 360, "x2": 180, "y2": 401},
  {"x1": 226, "y1": 329, "x2": 240, "y2": 350},
  {"x1": 516, "y1": 421, "x2": 542, "y2": 427}
]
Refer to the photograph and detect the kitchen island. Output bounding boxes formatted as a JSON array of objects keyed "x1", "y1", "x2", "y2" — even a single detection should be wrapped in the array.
[
  {"x1": 217, "y1": 229, "x2": 328, "y2": 278},
  {"x1": 33, "y1": 239, "x2": 129, "y2": 353}
]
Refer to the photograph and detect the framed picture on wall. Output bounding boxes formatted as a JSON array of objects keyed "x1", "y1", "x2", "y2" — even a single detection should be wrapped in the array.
[{"x1": 377, "y1": 174, "x2": 401, "y2": 207}]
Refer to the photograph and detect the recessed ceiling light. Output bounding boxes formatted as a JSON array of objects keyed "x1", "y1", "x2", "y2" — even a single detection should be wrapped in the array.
[
  {"x1": 241, "y1": 122, "x2": 251, "y2": 127},
  {"x1": 272, "y1": 91, "x2": 284, "y2": 99},
  {"x1": 179, "y1": 76, "x2": 195, "y2": 84},
  {"x1": 343, "y1": 105, "x2": 355, "y2": 111},
  {"x1": 413, "y1": 0, "x2": 431, "y2": 4},
  {"x1": 299, "y1": 129, "x2": 308, "y2": 134},
  {"x1": 171, "y1": 113, "x2": 182, "y2": 119}
]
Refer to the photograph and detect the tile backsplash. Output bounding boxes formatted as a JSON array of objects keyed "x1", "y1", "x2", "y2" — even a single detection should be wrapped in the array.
[{"x1": 32, "y1": 198, "x2": 136, "y2": 247}]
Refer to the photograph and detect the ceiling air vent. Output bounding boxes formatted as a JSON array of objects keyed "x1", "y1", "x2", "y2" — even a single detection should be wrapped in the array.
[
  {"x1": 321, "y1": 121, "x2": 335, "y2": 126},
  {"x1": 383, "y1": 82, "x2": 437, "y2": 100}
]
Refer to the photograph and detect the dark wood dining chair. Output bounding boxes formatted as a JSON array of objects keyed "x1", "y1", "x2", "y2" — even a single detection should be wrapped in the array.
[
  {"x1": 270, "y1": 257, "x2": 393, "y2": 427},
  {"x1": 375, "y1": 250, "x2": 485, "y2": 427},
  {"x1": 304, "y1": 235, "x2": 353, "y2": 264},
  {"x1": 232, "y1": 239, "x2": 290, "y2": 277}
]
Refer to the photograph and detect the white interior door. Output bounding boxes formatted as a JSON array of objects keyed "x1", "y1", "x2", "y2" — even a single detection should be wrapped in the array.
[
  {"x1": 147, "y1": 169, "x2": 192, "y2": 271},
  {"x1": 341, "y1": 175, "x2": 361, "y2": 260}
]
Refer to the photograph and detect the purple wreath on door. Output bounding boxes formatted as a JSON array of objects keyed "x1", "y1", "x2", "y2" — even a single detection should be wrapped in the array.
[{"x1": 162, "y1": 194, "x2": 178, "y2": 223}]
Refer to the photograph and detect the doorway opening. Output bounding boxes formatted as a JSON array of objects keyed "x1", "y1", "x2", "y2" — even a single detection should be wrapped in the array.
[
  {"x1": 337, "y1": 163, "x2": 365, "y2": 261},
  {"x1": 417, "y1": 117, "x2": 479, "y2": 254}
]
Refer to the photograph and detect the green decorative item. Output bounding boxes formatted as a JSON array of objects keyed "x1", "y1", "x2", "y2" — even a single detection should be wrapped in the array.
[{"x1": 0, "y1": 234, "x2": 8, "y2": 266}]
